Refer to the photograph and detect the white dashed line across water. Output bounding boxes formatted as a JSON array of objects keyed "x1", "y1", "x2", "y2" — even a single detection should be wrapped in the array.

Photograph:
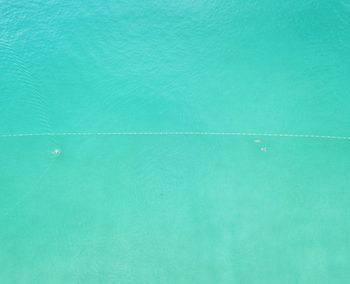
[{"x1": 0, "y1": 132, "x2": 349, "y2": 140}]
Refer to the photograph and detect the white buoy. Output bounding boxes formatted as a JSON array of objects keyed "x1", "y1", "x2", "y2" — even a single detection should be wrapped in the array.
[{"x1": 260, "y1": 147, "x2": 267, "y2": 152}]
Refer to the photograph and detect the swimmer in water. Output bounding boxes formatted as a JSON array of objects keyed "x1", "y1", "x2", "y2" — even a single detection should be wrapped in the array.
[{"x1": 51, "y1": 149, "x2": 61, "y2": 156}]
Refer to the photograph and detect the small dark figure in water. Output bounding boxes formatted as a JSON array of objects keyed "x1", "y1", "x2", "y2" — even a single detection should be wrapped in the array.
[{"x1": 51, "y1": 149, "x2": 61, "y2": 156}]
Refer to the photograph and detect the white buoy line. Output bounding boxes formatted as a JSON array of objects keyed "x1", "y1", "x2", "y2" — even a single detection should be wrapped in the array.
[{"x1": 0, "y1": 131, "x2": 349, "y2": 140}]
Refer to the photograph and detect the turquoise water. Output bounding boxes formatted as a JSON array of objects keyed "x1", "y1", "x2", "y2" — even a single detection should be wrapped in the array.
[{"x1": 1, "y1": 1, "x2": 350, "y2": 283}]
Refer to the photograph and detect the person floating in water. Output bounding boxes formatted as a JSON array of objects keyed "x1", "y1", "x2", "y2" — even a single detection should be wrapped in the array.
[{"x1": 51, "y1": 149, "x2": 61, "y2": 156}]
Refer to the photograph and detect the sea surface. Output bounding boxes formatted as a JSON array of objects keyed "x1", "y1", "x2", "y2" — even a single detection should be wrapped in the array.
[{"x1": 1, "y1": 1, "x2": 350, "y2": 283}]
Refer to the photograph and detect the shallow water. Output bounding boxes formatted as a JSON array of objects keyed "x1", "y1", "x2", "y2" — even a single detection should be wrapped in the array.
[{"x1": 1, "y1": 1, "x2": 350, "y2": 283}]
